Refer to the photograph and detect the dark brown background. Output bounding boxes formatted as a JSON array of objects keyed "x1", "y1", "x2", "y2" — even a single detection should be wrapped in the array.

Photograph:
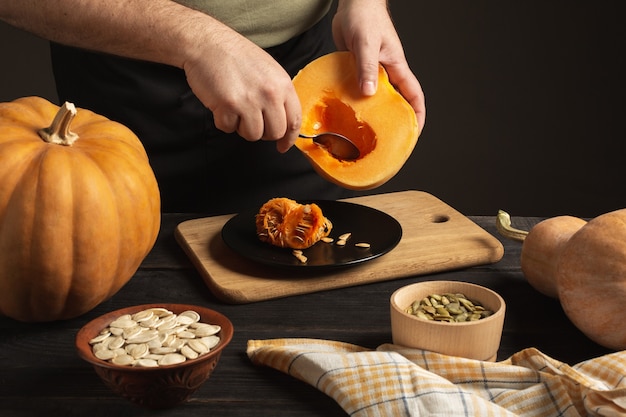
[{"x1": 1, "y1": 2, "x2": 624, "y2": 217}]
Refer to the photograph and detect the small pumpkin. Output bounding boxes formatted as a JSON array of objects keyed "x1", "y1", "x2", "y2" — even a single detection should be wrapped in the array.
[
  {"x1": 292, "y1": 51, "x2": 419, "y2": 189},
  {"x1": 497, "y1": 209, "x2": 626, "y2": 350},
  {"x1": 0, "y1": 97, "x2": 160, "y2": 322},
  {"x1": 256, "y1": 197, "x2": 332, "y2": 249}
]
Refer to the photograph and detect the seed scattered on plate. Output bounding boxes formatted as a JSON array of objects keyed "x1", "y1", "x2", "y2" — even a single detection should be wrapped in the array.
[
  {"x1": 89, "y1": 307, "x2": 221, "y2": 367},
  {"x1": 338, "y1": 232, "x2": 352, "y2": 241},
  {"x1": 292, "y1": 230, "x2": 369, "y2": 261},
  {"x1": 292, "y1": 249, "x2": 308, "y2": 263},
  {"x1": 335, "y1": 232, "x2": 352, "y2": 246}
]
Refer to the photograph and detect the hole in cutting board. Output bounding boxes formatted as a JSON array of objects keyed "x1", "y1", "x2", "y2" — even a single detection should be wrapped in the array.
[{"x1": 428, "y1": 214, "x2": 450, "y2": 223}]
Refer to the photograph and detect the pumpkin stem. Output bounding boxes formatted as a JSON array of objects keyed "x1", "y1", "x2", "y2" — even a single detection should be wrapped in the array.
[
  {"x1": 38, "y1": 101, "x2": 79, "y2": 146},
  {"x1": 496, "y1": 210, "x2": 528, "y2": 242}
]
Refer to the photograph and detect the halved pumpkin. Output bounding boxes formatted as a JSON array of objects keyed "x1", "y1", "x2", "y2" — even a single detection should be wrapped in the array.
[{"x1": 293, "y1": 51, "x2": 419, "y2": 189}]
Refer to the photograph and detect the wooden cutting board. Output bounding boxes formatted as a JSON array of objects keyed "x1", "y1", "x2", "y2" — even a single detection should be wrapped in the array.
[{"x1": 175, "y1": 190, "x2": 504, "y2": 304}]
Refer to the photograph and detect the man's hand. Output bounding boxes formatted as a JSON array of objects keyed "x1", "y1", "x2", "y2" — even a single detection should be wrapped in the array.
[
  {"x1": 332, "y1": 0, "x2": 426, "y2": 132},
  {"x1": 183, "y1": 26, "x2": 301, "y2": 153}
]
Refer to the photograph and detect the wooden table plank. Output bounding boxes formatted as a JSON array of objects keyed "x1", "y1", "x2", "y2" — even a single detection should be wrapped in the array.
[{"x1": 0, "y1": 213, "x2": 613, "y2": 417}]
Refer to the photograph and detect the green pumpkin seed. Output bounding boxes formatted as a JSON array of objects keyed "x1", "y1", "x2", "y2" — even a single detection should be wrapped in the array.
[{"x1": 405, "y1": 292, "x2": 494, "y2": 323}]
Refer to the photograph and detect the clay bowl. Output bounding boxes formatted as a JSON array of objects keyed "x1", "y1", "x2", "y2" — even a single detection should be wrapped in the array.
[
  {"x1": 390, "y1": 281, "x2": 505, "y2": 361},
  {"x1": 76, "y1": 303, "x2": 233, "y2": 408}
]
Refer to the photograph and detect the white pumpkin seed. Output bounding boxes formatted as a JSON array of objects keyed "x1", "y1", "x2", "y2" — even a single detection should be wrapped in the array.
[
  {"x1": 125, "y1": 329, "x2": 159, "y2": 344},
  {"x1": 88, "y1": 332, "x2": 111, "y2": 344},
  {"x1": 178, "y1": 310, "x2": 200, "y2": 323},
  {"x1": 181, "y1": 345, "x2": 199, "y2": 360},
  {"x1": 109, "y1": 317, "x2": 137, "y2": 329},
  {"x1": 188, "y1": 339, "x2": 210, "y2": 355},
  {"x1": 193, "y1": 324, "x2": 221, "y2": 337},
  {"x1": 127, "y1": 343, "x2": 149, "y2": 359},
  {"x1": 134, "y1": 358, "x2": 159, "y2": 368},
  {"x1": 131, "y1": 310, "x2": 154, "y2": 322},
  {"x1": 159, "y1": 353, "x2": 186, "y2": 366},
  {"x1": 200, "y1": 335, "x2": 220, "y2": 350},
  {"x1": 107, "y1": 336, "x2": 126, "y2": 350},
  {"x1": 94, "y1": 348, "x2": 116, "y2": 361},
  {"x1": 150, "y1": 346, "x2": 177, "y2": 355},
  {"x1": 112, "y1": 354, "x2": 134, "y2": 366},
  {"x1": 122, "y1": 326, "x2": 142, "y2": 340}
]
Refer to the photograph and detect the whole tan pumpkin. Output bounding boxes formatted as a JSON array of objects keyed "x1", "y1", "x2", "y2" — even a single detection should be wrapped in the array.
[
  {"x1": 0, "y1": 97, "x2": 160, "y2": 322},
  {"x1": 497, "y1": 209, "x2": 626, "y2": 350}
]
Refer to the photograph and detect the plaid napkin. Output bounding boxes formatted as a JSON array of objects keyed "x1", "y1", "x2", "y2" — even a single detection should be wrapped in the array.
[{"x1": 246, "y1": 338, "x2": 626, "y2": 416}]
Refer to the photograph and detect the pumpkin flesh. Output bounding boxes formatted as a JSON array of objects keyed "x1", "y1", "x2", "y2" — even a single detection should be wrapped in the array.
[
  {"x1": 293, "y1": 51, "x2": 419, "y2": 190},
  {"x1": 256, "y1": 197, "x2": 332, "y2": 249}
]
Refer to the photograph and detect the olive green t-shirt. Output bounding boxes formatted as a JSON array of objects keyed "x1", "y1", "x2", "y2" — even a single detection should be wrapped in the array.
[{"x1": 175, "y1": 0, "x2": 333, "y2": 48}]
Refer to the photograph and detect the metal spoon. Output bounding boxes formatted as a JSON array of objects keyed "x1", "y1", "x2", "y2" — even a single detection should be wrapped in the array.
[{"x1": 299, "y1": 132, "x2": 360, "y2": 161}]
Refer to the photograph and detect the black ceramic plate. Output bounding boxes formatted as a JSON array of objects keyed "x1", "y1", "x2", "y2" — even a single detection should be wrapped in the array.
[{"x1": 221, "y1": 200, "x2": 402, "y2": 270}]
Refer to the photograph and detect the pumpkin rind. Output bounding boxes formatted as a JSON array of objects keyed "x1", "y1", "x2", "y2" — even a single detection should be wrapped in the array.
[
  {"x1": 0, "y1": 96, "x2": 161, "y2": 322},
  {"x1": 556, "y1": 210, "x2": 626, "y2": 350},
  {"x1": 293, "y1": 51, "x2": 419, "y2": 189},
  {"x1": 520, "y1": 216, "x2": 587, "y2": 298}
]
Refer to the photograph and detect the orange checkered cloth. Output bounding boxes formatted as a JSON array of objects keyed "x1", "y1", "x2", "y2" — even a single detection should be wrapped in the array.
[{"x1": 246, "y1": 338, "x2": 626, "y2": 416}]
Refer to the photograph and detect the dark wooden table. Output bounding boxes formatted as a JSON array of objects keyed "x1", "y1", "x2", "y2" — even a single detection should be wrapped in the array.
[{"x1": 0, "y1": 213, "x2": 613, "y2": 417}]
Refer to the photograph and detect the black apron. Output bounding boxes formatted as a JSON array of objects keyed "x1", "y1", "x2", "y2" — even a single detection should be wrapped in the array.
[{"x1": 50, "y1": 13, "x2": 354, "y2": 214}]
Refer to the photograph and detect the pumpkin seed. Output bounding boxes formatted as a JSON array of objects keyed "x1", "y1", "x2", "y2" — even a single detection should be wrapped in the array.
[
  {"x1": 131, "y1": 310, "x2": 154, "y2": 322},
  {"x1": 127, "y1": 343, "x2": 149, "y2": 359},
  {"x1": 94, "y1": 348, "x2": 116, "y2": 361},
  {"x1": 88, "y1": 331, "x2": 111, "y2": 344},
  {"x1": 158, "y1": 353, "x2": 186, "y2": 366},
  {"x1": 178, "y1": 310, "x2": 200, "y2": 324},
  {"x1": 108, "y1": 336, "x2": 126, "y2": 350},
  {"x1": 188, "y1": 339, "x2": 210, "y2": 355},
  {"x1": 405, "y1": 292, "x2": 494, "y2": 323},
  {"x1": 89, "y1": 307, "x2": 221, "y2": 368},
  {"x1": 134, "y1": 358, "x2": 159, "y2": 368},
  {"x1": 112, "y1": 354, "x2": 135, "y2": 366},
  {"x1": 199, "y1": 335, "x2": 221, "y2": 350},
  {"x1": 292, "y1": 249, "x2": 308, "y2": 263},
  {"x1": 193, "y1": 324, "x2": 221, "y2": 337},
  {"x1": 181, "y1": 345, "x2": 199, "y2": 360},
  {"x1": 338, "y1": 232, "x2": 352, "y2": 241},
  {"x1": 109, "y1": 317, "x2": 136, "y2": 329}
]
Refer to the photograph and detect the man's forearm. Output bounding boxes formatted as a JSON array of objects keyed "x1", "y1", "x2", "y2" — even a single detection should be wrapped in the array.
[{"x1": 0, "y1": 0, "x2": 233, "y2": 69}]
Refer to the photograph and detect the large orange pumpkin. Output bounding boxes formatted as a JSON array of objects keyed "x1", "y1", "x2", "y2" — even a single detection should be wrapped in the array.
[
  {"x1": 497, "y1": 209, "x2": 626, "y2": 350},
  {"x1": 293, "y1": 51, "x2": 419, "y2": 189},
  {"x1": 0, "y1": 97, "x2": 160, "y2": 322}
]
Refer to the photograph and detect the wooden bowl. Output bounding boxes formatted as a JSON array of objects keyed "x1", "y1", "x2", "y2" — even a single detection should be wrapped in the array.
[
  {"x1": 76, "y1": 303, "x2": 233, "y2": 408},
  {"x1": 390, "y1": 281, "x2": 505, "y2": 361}
]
